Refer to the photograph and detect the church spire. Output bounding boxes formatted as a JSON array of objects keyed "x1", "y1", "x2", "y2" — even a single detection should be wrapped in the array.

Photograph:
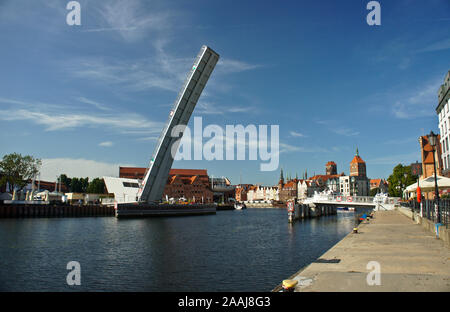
[{"x1": 356, "y1": 146, "x2": 359, "y2": 156}]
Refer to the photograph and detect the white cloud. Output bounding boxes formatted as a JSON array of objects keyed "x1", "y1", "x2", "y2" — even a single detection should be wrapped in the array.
[
  {"x1": 332, "y1": 127, "x2": 360, "y2": 137},
  {"x1": 391, "y1": 79, "x2": 441, "y2": 119},
  {"x1": 39, "y1": 158, "x2": 135, "y2": 181},
  {"x1": 67, "y1": 53, "x2": 261, "y2": 95},
  {"x1": 216, "y1": 59, "x2": 262, "y2": 74},
  {"x1": 93, "y1": 0, "x2": 171, "y2": 42},
  {"x1": 279, "y1": 143, "x2": 302, "y2": 154},
  {"x1": 366, "y1": 152, "x2": 420, "y2": 165},
  {"x1": 196, "y1": 101, "x2": 253, "y2": 115},
  {"x1": 99, "y1": 141, "x2": 114, "y2": 147},
  {"x1": 289, "y1": 131, "x2": 306, "y2": 138},
  {"x1": 417, "y1": 38, "x2": 450, "y2": 53},
  {"x1": 314, "y1": 120, "x2": 359, "y2": 137},
  {"x1": 0, "y1": 98, "x2": 163, "y2": 134},
  {"x1": 78, "y1": 97, "x2": 110, "y2": 111}
]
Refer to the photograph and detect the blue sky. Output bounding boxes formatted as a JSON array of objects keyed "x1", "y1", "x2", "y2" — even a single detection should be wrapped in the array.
[{"x1": 0, "y1": 0, "x2": 449, "y2": 185}]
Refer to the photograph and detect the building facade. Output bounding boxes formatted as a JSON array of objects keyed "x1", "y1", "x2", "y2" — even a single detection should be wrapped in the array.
[
  {"x1": 297, "y1": 179, "x2": 320, "y2": 200},
  {"x1": 370, "y1": 179, "x2": 388, "y2": 193},
  {"x1": 235, "y1": 184, "x2": 253, "y2": 202},
  {"x1": 419, "y1": 135, "x2": 443, "y2": 179},
  {"x1": 342, "y1": 149, "x2": 370, "y2": 196},
  {"x1": 436, "y1": 70, "x2": 450, "y2": 177},
  {"x1": 326, "y1": 161, "x2": 337, "y2": 175},
  {"x1": 118, "y1": 167, "x2": 213, "y2": 203},
  {"x1": 279, "y1": 180, "x2": 298, "y2": 202},
  {"x1": 247, "y1": 185, "x2": 279, "y2": 202}
]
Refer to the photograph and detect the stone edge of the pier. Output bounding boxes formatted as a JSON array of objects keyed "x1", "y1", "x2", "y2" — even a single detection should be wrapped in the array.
[{"x1": 274, "y1": 209, "x2": 450, "y2": 292}]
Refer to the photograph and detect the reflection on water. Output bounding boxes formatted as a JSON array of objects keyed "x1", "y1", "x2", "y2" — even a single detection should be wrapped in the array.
[{"x1": 0, "y1": 209, "x2": 359, "y2": 291}]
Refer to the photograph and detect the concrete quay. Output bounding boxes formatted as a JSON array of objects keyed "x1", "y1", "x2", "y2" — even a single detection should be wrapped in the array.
[{"x1": 277, "y1": 210, "x2": 450, "y2": 292}]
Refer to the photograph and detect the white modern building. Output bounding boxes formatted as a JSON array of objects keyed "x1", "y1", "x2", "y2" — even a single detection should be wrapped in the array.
[
  {"x1": 103, "y1": 176, "x2": 140, "y2": 203},
  {"x1": 339, "y1": 176, "x2": 351, "y2": 196},
  {"x1": 437, "y1": 70, "x2": 450, "y2": 175}
]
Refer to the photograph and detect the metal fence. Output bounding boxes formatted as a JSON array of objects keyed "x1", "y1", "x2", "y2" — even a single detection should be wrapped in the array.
[{"x1": 400, "y1": 199, "x2": 450, "y2": 228}]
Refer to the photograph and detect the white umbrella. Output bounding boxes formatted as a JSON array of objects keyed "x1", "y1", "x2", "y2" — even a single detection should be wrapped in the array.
[{"x1": 405, "y1": 175, "x2": 450, "y2": 192}]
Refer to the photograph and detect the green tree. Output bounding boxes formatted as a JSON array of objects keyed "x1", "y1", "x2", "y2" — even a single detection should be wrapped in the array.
[
  {"x1": 370, "y1": 188, "x2": 380, "y2": 196},
  {"x1": 0, "y1": 153, "x2": 41, "y2": 192},
  {"x1": 70, "y1": 177, "x2": 81, "y2": 192},
  {"x1": 387, "y1": 164, "x2": 417, "y2": 197},
  {"x1": 80, "y1": 177, "x2": 89, "y2": 193},
  {"x1": 86, "y1": 178, "x2": 105, "y2": 194},
  {"x1": 59, "y1": 174, "x2": 71, "y2": 191},
  {"x1": 65, "y1": 176, "x2": 90, "y2": 193}
]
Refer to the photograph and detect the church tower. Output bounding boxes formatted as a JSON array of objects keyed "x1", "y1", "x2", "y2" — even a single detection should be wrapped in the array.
[
  {"x1": 278, "y1": 168, "x2": 284, "y2": 189},
  {"x1": 326, "y1": 161, "x2": 337, "y2": 175},
  {"x1": 350, "y1": 147, "x2": 367, "y2": 177}
]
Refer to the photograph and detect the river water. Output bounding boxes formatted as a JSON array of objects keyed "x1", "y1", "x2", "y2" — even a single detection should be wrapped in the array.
[{"x1": 0, "y1": 208, "x2": 364, "y2": 291}]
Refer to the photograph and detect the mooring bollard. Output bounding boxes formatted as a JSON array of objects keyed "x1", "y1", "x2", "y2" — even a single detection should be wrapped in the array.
[
  {"x1": 353, "y1": 227, "x2": 358, "y2": 234},
  {"x1": 282, "y1": 279, "x2": 298, "y2": 292}
]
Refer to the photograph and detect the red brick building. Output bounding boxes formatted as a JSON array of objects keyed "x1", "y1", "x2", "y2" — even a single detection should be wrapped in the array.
[
  {"x1": 279, "y1": 179, "x2": 299, "y2": 202},
  {"x1": 119, "y1": 167, "x2": 213, "y2": 203},
  {"x1": 325, "y1": 161, "x2": 337, "y2": 175},
  {"x1": 419, "y1": 135, "x2": 444, "y2": 199},
  {"x1": 419, "y1": 135, "x2": 443, "y2": 179},
  {"x1": 350, "y1": 150, "x2": 367, "y2": 177},
  {"x1": 235, "y1": 184, "x2": 253, "y2": 202}
]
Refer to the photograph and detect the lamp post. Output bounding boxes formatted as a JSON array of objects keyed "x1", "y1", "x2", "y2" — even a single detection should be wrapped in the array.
[
  {"x1": 403, "y1": 172, "x2": 407, "y2": 200},
  {"x1": 428, "y1": 131, "x2": 441, "y2": 224}
]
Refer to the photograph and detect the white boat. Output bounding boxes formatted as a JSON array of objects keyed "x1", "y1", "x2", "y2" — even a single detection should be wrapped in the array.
[
  {"x1": 234, "y1": 202, "x2": 246, "y2": 210},
  {"x1": 373, "y1": 193, "x2": 388, "y2": 204}
]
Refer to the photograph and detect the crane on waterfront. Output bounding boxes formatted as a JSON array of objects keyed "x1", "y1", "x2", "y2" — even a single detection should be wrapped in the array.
[{"x1": 137, "y1": 45, "x2": 220, "y2": 204}]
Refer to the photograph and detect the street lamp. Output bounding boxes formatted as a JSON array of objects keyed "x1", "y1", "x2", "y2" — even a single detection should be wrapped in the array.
[
  {"x1": 403, "y1": 172, "x2": 408, "y2": 200},
  {"x1": 428, "y1": 131, "x2": 441, "y2": 224}
]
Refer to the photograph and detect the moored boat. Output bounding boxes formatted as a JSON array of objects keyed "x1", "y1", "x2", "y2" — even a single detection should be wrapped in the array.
[{"x1": 234, "y1": 202, "x2": 246, "y2": 210}]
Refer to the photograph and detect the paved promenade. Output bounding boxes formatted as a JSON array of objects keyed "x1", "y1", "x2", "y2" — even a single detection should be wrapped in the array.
[{"x1": 288, "y1": 210, "x2": 450, "y2": 291}]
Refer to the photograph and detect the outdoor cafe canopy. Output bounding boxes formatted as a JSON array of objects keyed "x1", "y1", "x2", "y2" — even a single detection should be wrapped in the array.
[{"x1": 405, "y1": 175, "x2": 450, "y2": 193}]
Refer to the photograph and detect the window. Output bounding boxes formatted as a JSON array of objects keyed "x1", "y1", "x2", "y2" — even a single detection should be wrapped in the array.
[{"x1": 123, "y1": 182, "x2": 139, "y2": 188}]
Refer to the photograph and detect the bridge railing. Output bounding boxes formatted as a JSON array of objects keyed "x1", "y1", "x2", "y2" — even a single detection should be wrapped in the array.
[
  {"x1": 305, "y1": 195, "x2": 401, "y2": 205},
  {"x1": 329, "y1": 195, "x2": 400, "y2": 204}
]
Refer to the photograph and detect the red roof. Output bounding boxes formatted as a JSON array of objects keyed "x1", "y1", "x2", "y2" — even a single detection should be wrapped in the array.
[
  {"x1": 370, "y1": 179, "x2": 381, "y2": 187},
  {"x1": 170, "y1": 169, "x2": 208, "y2": 176},
  {"x1": 310, "y1": 174, "x2": 341, "y2": 182},
  {"x1": 283, "y1": 181, "x2": 297, "y2": 189},
  {"x1": 350, "y1": 155, "x2": 365, "y2": 164},
  {"x1": 119, "y1": 167, "x2": 208, "y2": 179},
  {"x1": 119, "y1": 167, "x2": 146, "y2": 178},
  {"x1": 30, "y1": 180, "x2": 69, "y2": 193}
]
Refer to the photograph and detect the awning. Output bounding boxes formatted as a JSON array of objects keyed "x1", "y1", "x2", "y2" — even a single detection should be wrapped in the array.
[{"x1": 405, "y1": 175, "x2": 450, "y2": 192}]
